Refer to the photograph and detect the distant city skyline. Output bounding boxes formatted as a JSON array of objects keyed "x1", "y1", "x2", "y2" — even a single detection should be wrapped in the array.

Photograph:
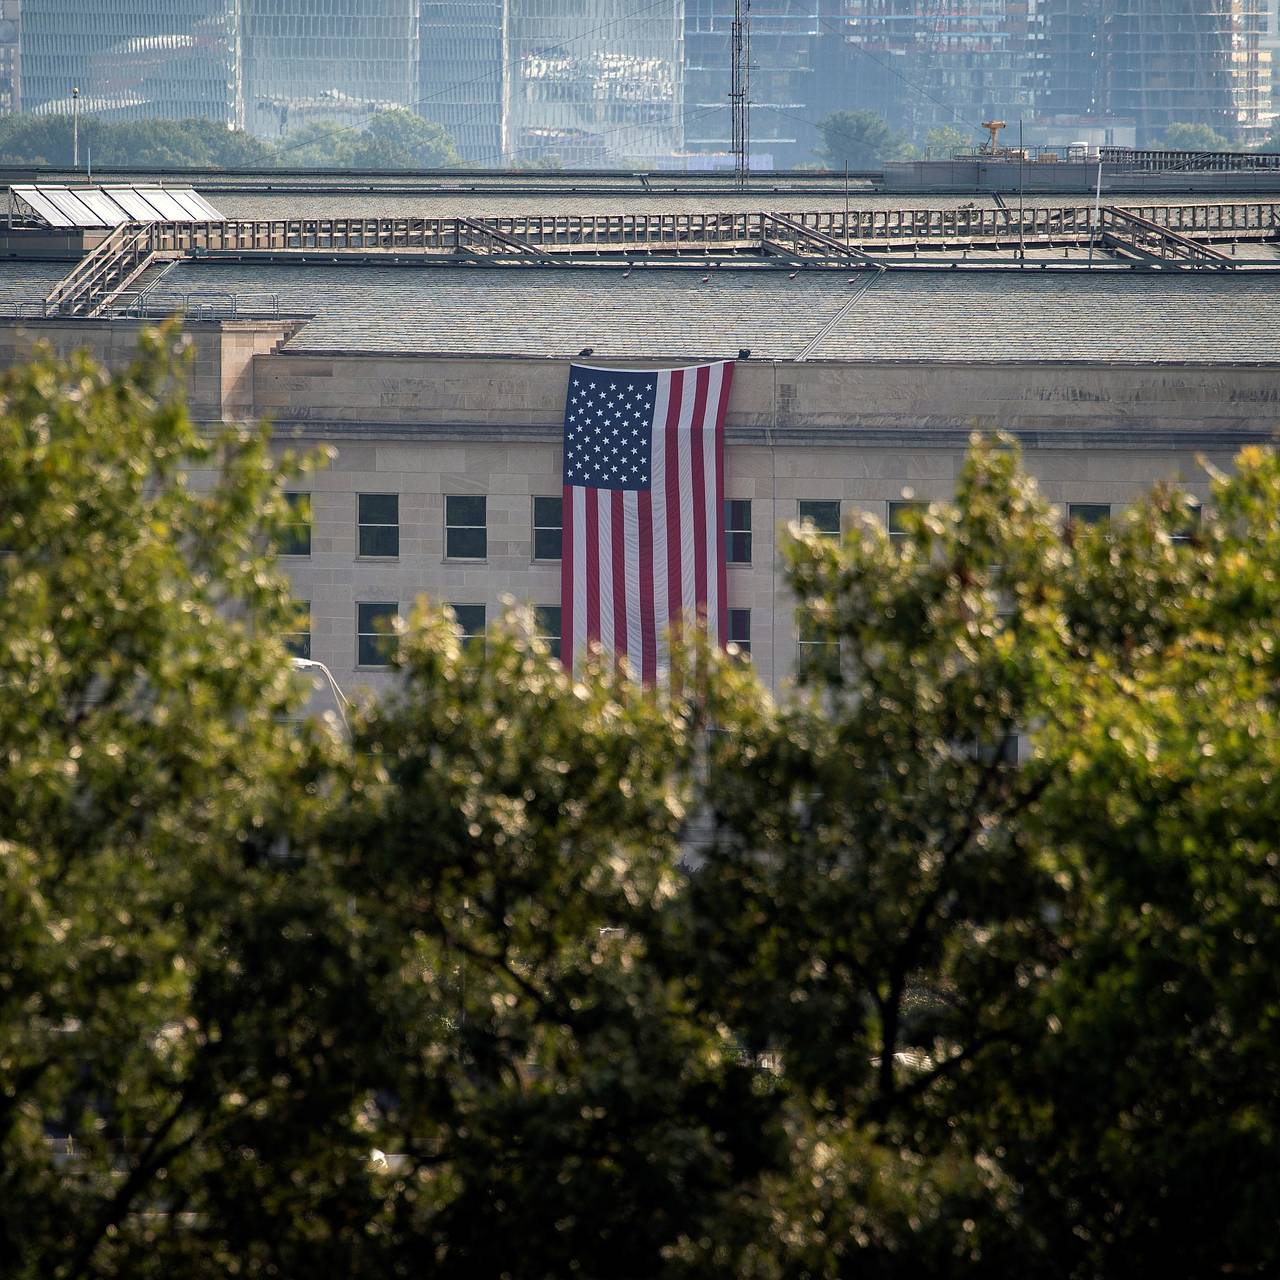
[{"x1": 1, "y1": 1, "x2": 1275, "y2": 165}]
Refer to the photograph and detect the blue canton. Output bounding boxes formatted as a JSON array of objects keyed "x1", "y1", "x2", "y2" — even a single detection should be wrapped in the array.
[{"x1": 563, "y1": 367, "x2": 657, "y2": 490}]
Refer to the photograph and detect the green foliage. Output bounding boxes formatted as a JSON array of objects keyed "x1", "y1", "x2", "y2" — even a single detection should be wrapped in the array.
[
  {"x1": 815, "y1": 110, "x2": 916, "y2": 169},
  {"x1": 924, "y1": 125, "x2": 970, "y2": 157},
  {"x1": 2, "y1": 335, "x2": 1278, "y2": 1278},
  {"x1": 1159, "y1": 121, "x2": 1234, "y2": 152},
  {"x1": 274, "y1": 110, "x2": 461, "y2": 169},
  {"x1": 0, "y1": 109, "x2": 459, "y2": 170}
]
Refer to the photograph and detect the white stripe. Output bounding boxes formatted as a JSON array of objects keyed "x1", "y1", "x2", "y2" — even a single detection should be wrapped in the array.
[
  {"x1": 572, "y1": 486, "x2": 588, "y2": 666},
  {"x1": 676, "y1": 374, "x2": 697, "y2": 627},
  {"x1": 649, "y1": 372, "x2": 671, "y2": 669},
  {"x1": 624, "y1": 489, "x2": 642, "y2": 671},
  {"x1": 598, "y1": 490, "x2": 614, "y2": 655},
  {"x1": 702, "y1": 362, "x2": 723, "y2": 643}
]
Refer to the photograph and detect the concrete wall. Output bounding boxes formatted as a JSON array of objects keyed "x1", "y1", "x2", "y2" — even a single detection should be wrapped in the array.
[{"x1": 255, "y1": 351, "x2": 1280, "y2": 445}]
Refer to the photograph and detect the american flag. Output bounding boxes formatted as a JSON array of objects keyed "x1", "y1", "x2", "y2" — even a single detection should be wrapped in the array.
[{"x1": 560, "y1": 360, "x2": 735, "y2": 680}]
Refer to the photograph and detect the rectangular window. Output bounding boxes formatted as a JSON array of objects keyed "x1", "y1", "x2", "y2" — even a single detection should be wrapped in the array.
[
  {"x1": 727, "y1": 607, "x2": 751, "y2": 656},
  {"x1": 357, "y1": 601, "x2": 398, "y2": 667},
  {"x1": 724, "y1": 499, "x2": 752, "y2": 564},
  {"x1": 1067, "y1": 503, "x2": 1111, "y2": 527},
  {"x1": 285, "y1": 600, "x2": 310, "y2": 660},
  {"x1": 535, "y1": 605, "x2": 562, "y2": 661},
  {"x1": 1172, "y1": 503, "x2": 1201, "y2": 544},
  {"x1": 358, "y1": 493, "x2": 399, "y2": 558},
  {"x1": 798, "y1": 500, "x2": 841, "y2": 538},
  {"x1": 533, "y1": 495, "x2": 563, "y2": 561},
  {"x1": 450, "y1": 603, "x2": 487, "y2": 647},
  {"x1": 280, "y1": 491, "x2": 311, "y2": 556},
  {"x1": 888, "y1": 500, "x2": 927, "y2": 543},
  {"x1": 797, "y1": 608, "x2": 840, "y2": 676},
  {"x1": 446, "y1": 495, "x2": 487, "y2": 560}
]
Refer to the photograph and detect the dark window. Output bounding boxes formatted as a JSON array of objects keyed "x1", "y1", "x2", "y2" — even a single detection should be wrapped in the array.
[
  {"x1": 797, "y1": 608, "x2": 840, "y2": 677},
  {"x1": 724, "y1": 499, "x2": 752, "y2": 564},
  {"x1": 727, "y1": 607, "x2": 751, "y2": 657},
  {"x1": 358, "y1": 493, "x2": 399, "y2": 557},
  {"x1": 533, "y1": 495, "x2": 563, "y2": 561},
  {"x1": 888, "y1": 500, "x2": 928, "y2": 542},
  {"x1": 450, "y1": 603, "x2": 487, "y2": 647},
  {"x1": 535, "y1": 605, "x2": 562, "y2": 661},
  {"x1": 1067, "y1": 503, "x2": 1111, "y2": 527},
  {"x1": 446, "y1": 495, "x2": 487, "y2": 559},
  {"x1": 798, "y1": 500, "x2": 841, "y2": 538},
  {"x1": 357, "y1": 601, "x2": 398, "y2": 667},
  {"x1": 1172, "y1": 503, "x2": 1202, "y2": 544},
  {"x1": 280, "y1": 492, "x2": 311, "y2": 556},
  {"x1": 285, "y1": 600, "x2": 310, "y2": 660}
]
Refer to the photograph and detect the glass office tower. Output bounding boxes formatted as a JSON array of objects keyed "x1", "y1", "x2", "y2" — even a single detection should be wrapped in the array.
[
  {"x1": 505, "y1": 0, "x2": 683, "y2": 167},
  {"x1": 240, "y1": 0, "x2": 420, "y2": 138},
  {"x1": 20, "y1": 0, "x2": 237, "y2": 121},
  {"x1": 419, "y1": 0, "x2": 505, "y2": 164}
]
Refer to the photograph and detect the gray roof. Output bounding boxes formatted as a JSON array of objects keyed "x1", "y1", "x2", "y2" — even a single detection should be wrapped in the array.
[
  {"x1": 161, "y1": 260, "x2": 1280, "y2": 364},
  {"x1": 0, "y1": 259, "x2": 73, "y2": 311}
]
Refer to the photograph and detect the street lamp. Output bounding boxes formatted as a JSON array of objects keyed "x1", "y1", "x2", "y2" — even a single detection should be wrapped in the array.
[
  {"x1": 72, "y1": 86, "x2": 79, "y2": 169},
  {"x1": 290, "y1": 656, "x2": 350, "y2": 736}
]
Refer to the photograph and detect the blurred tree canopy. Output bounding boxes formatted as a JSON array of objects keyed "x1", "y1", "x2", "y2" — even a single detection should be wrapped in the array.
[
  {"x1": 0, "y1": 109, "x2": 459, "y2": 170},
  {"x1": 2, "y1": 335, "x2": 1277, "y2": 1277},
  {"x1": 1158, "y1": 121, "x2": 1234, "y2": 152},
  {"x1": 923, "y1": 125, "x2": 971, "y2": 157},
  {"x1": 815, "y1": 109, "x2": 916, "y2": 169}
]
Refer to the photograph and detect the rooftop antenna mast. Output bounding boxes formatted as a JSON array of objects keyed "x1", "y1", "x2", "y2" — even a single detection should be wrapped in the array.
[{"x1": 730, "y1": 0, "x2": 750, "y2": 190}]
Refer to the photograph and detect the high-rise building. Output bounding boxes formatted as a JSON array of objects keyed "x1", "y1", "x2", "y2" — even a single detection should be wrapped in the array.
[
  {"x1": 418, "y1": 0, "x2": 505, "y2": 165},
  {"x1": 683, "y1": 0, "x2": 824, "y2": 169},
  {"x1": 0, "y1": 0, "x2": 19, "y2": 115},
  {"x1": 1039, "y1": 1, "x2": 1272, "y2": 146},
  {"x1": 504, "y1": 0, "x2": 683, "y2": 167},
  {"x1": 19, "y1": 0, "x2": 237, "y2": 122},
  {"x1": 240, "y1": 0, "x2": 420, "y2": 139}
]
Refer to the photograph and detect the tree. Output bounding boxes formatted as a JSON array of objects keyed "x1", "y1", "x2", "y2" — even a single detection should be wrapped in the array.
[
  {"x1": 0, "y1": 333, "x2": 777, "y2": 1278},
  {"x1": 279, "y1": 109, "x2": 460, "y2": 169},
  {"x1": 1159, "y1": 121, "x2": 1233, "y2": 151},
  {"x1": 924, "y1": 125, "x2": 970, "y2": 158},
  {"x1": 0, "y1": 113, "x2": 274, "y2": 168},
  {"x1": 815, "y1": 110, "x2": 915, "y2": 169},
  {"x1": 674, "y1": 441, "x2": 1280, "y2": 1276}
]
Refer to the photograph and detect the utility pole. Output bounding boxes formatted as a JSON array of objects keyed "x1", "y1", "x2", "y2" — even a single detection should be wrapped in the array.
[
  {"x1": 730, "y1": 0, "x2": 750, "y2": 190},
  {"x1": 72, "y1": 86, "x2": 79, "y2": 169}
]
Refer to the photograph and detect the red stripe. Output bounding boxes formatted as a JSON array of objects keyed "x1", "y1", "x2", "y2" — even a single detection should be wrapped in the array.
[
  {"x1": 611, "y1": 489, "x2": 627, "y2": 667},
  {"x1": 689, "y1": 365, "x2": 710, "y2": 628},
  {"x1": 664, "y1": 369, "x2": 685, "y2": 634},
  {"x1": 714, "y1": 363, "x2": 734, "y2": 644},
  {"x1": 585, "y1": 487, "x2": 600, "y2": 647},
  {"x1": 561, "y1": 483, "x2": 574, "y2": 674},
  {"x1": 638, "y1": 489, "x2": 657, "y2": 682}
]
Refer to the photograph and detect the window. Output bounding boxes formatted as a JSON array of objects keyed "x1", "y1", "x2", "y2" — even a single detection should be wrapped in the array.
[
  {"x1": 535, "y1": 605, "x2": 562, "y2": 661},
  {"x1": 724, "y1": 499, "x2": 752, "y2": 564},
  {"x1": 797, "y1": 608, "x2": 840, "y2": 677},
  {"x1": 358, "y1": 493, "x2": 399, "y2": 557},
  {"x1": 727, "y1": 607, "x2": 751, "y2": 657},
  {"x1": 1067, "y1": 503, "x2": 1110, "y2": 527},
  {"x1": 357, "y1": 601, "x2": 398, "y2": 667},
  {"x1": 1172, "y1": 503, "x2": 1201, "y2": 544},
  {"x1": 798, "y1": 500, "x2": 840, "y2": 538},
  {"x1": 888, "y1": 500, "x2": 927, "y2": 543},
  {"x1": 446, "y1": 495, "x2": 487, "y2": 560},
  {"x1": 449, "y1": 603, "x2": 486, "y2": 648},
  {"x1": 285, "y1": 600, "x2": 310, "y2": 660},
  {"x1": 533, "y1": 495, "x2": 563, "y2": 561},
  {"x1": 280, "y1": 492, "x2": 311, "y2": 556}
]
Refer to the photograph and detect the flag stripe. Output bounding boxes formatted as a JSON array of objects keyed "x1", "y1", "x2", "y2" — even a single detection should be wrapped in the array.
[
  {"x1": 572, "y1": 485, "x2": 588, "y2": 668},
  {"x1": 612, "y1": 489, "x2": 628, "y2": 664},
  {"x1": 690, "y1": 364, "x2": 710, "y2": 626},
  {"x1": 585, "y1": 486, "x2": 600, "y2": 645},
  {"x1": 637, "y1": 488, "x2": 657, "y2": 681},
  {"x1": 714, "y1": 364, "x2": 733, "y2": 641},
  {"x1": 561, "y1": 481, "x2": 575, "y2": 675},
  {"x1": 650, "y1": 374, "x2": 671, "y2": 671},
  {"x1": 665, "y1": 369, "x2": 685, "y2": 634}
]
